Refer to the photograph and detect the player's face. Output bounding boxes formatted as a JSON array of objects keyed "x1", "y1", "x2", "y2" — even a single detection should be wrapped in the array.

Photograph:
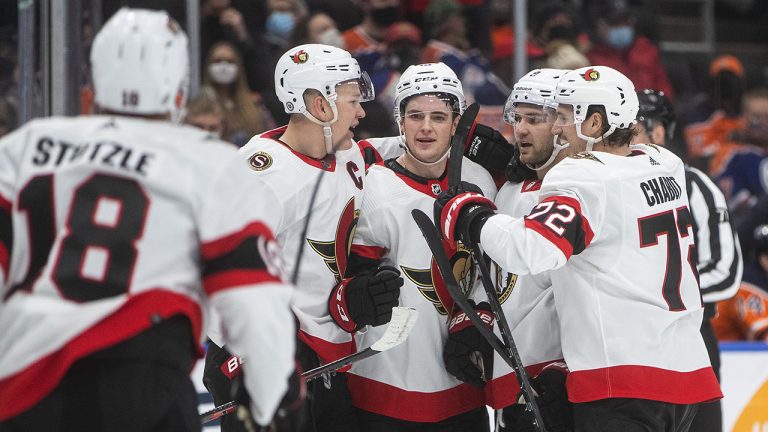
[
  {"x1": 551, "y1": 104, "x2": 587, "y2": 152},
  {"x1": 332, "y1": 81, "x2": 367, "y2": 151},
  {"x1": 511, "y1": 103, "x2": 555, "y2": 166},
  {"x1": 400, "y1": 95, "x2": 459, "y2": 163}
]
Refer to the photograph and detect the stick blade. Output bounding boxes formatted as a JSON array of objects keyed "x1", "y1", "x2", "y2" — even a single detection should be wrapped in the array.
[{"x1": 370, "y1": 306, "x2": 418, "y2": 352}]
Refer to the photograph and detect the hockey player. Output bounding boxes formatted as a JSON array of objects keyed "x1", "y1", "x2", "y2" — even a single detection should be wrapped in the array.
[
  {"x1": 203, "y1": 44, "x2": 402, "y2": 432},
  {"x1": 0, "y1": 8, "x2": 296, "y2": 431},
  {"x1": 481, "y1": 69, "x2": 575, "y2": 432},
  {"x1": 435, "y1": 65, "x2": 723, "y2": 431},
  {"x1": 343, "y1": 62, "x2": 497, "y2": 430},
  {"x1": 633, "y1": 88, "x2": 742, "y2": 432}
]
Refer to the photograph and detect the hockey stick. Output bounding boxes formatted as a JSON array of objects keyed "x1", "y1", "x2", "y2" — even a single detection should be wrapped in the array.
[
  {"x1": 200, "y1": 306, "x2": 419, "y2": 425},
  {"x1": 448, "y1": 103, "x2": 480, "y2": 189},
  {"x1": 411, "y1": 209, "x2": 547, "y2": 432}
]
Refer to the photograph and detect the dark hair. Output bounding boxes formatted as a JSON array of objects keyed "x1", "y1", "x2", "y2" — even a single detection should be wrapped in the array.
[
  {"x1": 400, "y1": 92, "x2": 461, "y2": 120},
  {"x1": 586, "y1": 105, "x2": 637, "y2": 147}
]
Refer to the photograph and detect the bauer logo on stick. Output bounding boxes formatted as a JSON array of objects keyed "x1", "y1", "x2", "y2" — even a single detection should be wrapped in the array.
[{"x1": 249, "y1": 151, "x2": 273, "y2": 171}]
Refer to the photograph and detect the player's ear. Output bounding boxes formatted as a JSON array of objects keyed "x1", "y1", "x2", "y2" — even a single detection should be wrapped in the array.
[
  {"x1": 584, "y1": 111, "x2": 603, "y2": 136},
  {"x1": 451, "y1": 113, "x2": 460, "y2": 135}
]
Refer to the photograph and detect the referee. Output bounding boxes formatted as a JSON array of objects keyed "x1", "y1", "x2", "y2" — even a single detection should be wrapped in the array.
[{"x1": 633, "y1": 89, "x2": 743, "y2": 432}]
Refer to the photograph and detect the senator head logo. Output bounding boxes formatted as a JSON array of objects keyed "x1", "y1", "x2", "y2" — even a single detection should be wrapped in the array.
[
  {"x1": 580, "y1": 68, "x2": 600, "y2": 82},
  {"x1": 291, "y1": 50, "x2": 309, "y2": 64},
  {"x1": 249, "y1": 151, "x2": 273, "y2": 171}
]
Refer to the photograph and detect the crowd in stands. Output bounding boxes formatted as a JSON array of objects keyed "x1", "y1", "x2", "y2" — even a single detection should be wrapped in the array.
[{"x1": 0, "y1": 0, "x2": 766, "y2": 341}]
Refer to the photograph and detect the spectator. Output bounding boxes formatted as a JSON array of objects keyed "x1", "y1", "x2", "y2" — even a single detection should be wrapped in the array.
[
  {"x1": 200, "y1": 0, "x2": 279, "y2": 105},
  {"x1": 422, "y1": 0, "x2": 508, "y2": 106},
  {"x1": 201, "y1": 41, "x2": 274, "y2": 146},
  {"x1": 264, "y1": 0, "x2": 309, "y2": 52},
  {"x1": 586, "y1": 0, "x2": 675, "y2": 99},
  {"x1": 343, "y1": 0, "x2": 402, "y2": 56},
  {"x1": 529, "y1": 1, "x2": 590, "y2": 71},
  {"x1": 185, "y1": 94, "x2": 227, "y2": 139},
  {"x1": 291, "y1": 11, "x2": 346, "y2": 48},
  {"x1": 684, "y1": 54, "x2": 747, "y2": 174},
  {"x1": 712, "y1": 225, "x2": 768, "y2": 342},
  {"x1": 713, "y1": 87, "x2": 768, "y2": 213}
]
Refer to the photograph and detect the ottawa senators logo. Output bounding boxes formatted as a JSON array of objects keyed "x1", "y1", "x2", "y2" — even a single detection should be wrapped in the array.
[
  {"x1": 290, "y1": 50, "x2": 309, "y2": 64},
  {"x1": 307, "y1": 198, "x2": 359, "y2": 283},
  {"x1": 494, "y1": 264, "x2": 516, "y2": 305},
  {"x1": 580, "y1": 68, "x2": 600, "y2": 82},
  {"x1": 401, "y1": 241, "x2": 477, "y2": 315}
]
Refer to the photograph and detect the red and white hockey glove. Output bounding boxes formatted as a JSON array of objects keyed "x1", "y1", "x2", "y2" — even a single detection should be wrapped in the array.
[
  {"x1": 443, "y1": 300, "x2": 495, "y2": 388},
  {"x1": 329, "y1": 266, "x2": 403, "y2": 332},
  {"x1": 434, "y1": 181, "x2": 496, "y2": 244}
]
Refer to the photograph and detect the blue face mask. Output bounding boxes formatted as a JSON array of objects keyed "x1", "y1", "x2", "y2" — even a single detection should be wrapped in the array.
[
  {"x1": 266, "y1": 12, "x2": 295, "y2": 39},
  {"x1": 606, "y1": 25, "x2": 635, "y2": 50}
]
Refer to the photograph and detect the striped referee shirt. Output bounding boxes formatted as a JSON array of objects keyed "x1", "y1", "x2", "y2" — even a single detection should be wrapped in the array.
[{"x1": 685, "y1": 166, "x2": 743, "y2": 304}]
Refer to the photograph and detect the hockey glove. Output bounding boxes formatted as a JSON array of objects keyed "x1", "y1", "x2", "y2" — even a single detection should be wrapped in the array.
[
  {"x1": 444, "y1": 300, "x2": 495, "y2": 388},
  {"x1": 504, "y1": 144, "x2": 537, "y2": 183},
  {"x1": 465, "y1": 123, "x2": 514, "y2": 173},
  {"x1": 329, "y1": 266, "x2": 403, "y2": 332},
  {"x1": 504, "y1": 363, "x2": 573, "y2": 432},
  {"x1": 434, "y1": 181, "x2": 496, "y2": 244},
  {"x1": 231, "y1": 363, "x2": 307, "y2": 432}
]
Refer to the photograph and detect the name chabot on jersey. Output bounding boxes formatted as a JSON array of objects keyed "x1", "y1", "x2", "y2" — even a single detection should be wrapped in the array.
[{"x1": 32, "y1": 137, "x2": 155, "y2": 176}]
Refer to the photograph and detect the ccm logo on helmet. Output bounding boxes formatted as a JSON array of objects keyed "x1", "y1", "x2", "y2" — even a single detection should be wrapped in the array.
[
  {"x1": 414, "y1": 77, "x2": 438, "y2": 82},
  {"x1": 580, "y1": 68, "x2": 601, "y2": 82},
  {"x1": 249, "y1": 151, "x2": 273, "y2": 171}
]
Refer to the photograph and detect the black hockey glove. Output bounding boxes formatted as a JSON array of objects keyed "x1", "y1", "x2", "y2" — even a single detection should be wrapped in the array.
[
  {"x1": 465, "y1": 123, "x2": 514, "y2": 173},
  {"x1": 504, "y1": 144, "x2": 537, "y2": 183},
  {"x1": 329, "y1": 266, "x2": 403, "y2": 332},
  {"x1": 231, "y1": 363, "x2": 307, "y2": 432},
  {"x1": 434, "y1": 181, "x2": 496, "y2": 244},
  {"x1": 503, "y1": 364, "x2": 573, "y2": 432},
  {"x1": 443, "y1": 301, "x2": 495, "y2": 388}
]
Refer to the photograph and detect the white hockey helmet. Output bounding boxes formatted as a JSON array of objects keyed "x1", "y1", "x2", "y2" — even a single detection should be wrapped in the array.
[
  {"x1": 505, "y1": 69, "x2": 568, "y2": 173},
  {"x1": 274, "y1": 44, "x2": 374, "y2": 115},
  {"x1": 91, "y1": 8, "x2": 189, "y2": 122},
  {"x1": 393, "y1": 62, "x2": 466, "y2": 123},
  {"x1": 503, "y1": 68, "x2": 566, "y2": 124},
  {"x1": 553, "y1": 65, "x2": 639, "y2": 149}
]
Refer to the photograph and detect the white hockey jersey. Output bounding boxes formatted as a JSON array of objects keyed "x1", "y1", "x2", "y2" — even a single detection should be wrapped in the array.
[
  {"x1": 238, "y1": 127, "x2": 377, "y2": 363},
  {"x1": 480, "y1": 144, "x2": 722, "y2": 404},
  {"x1": 0, "y1": 116, "x2": 295, "y2": 424},
  {"x1": 347, "y1": 157, "x2": 497, "y2": 422},
  {"x1": 485, "y1": 179, "x2": 563, "y2": 409}
]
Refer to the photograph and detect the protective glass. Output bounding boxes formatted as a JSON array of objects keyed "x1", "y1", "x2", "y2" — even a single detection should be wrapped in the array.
[
  {"x1": 545, "y1": 103, "x2": 577, "y2": 127},
  {"x1": 336, "y1": 72, "x2": 375, "y2": 103}
]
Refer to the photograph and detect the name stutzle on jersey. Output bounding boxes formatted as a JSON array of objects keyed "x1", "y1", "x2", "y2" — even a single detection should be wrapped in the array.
[{"x1": 32, "y1": 135, "x2": 156, "y2": 176}]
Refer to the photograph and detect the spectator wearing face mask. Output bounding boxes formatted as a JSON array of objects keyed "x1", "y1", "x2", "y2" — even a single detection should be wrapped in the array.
[
  {"x1": 530, "y1": 1, "x2": 590, "y2": 70},
  {"x1": 586, "y1": 0, "x2": 675, "y2": 99},
  {"x1": 265, "y1": 0, "x2": 308, "y2": 51},
  {"x1": 343, "y1": 0, "x2": 403, "y2": 56},
  {"x1": 201, "y1": 41, "x2": 275, "y2": 147},
  {"x1": 290, "y1": 11, "x2": 346, "y2": 48}
]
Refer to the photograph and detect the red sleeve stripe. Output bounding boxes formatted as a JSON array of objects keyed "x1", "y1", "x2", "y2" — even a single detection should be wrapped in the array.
[
  {"x1": 204, "y1": 269, "x2": 282, "y2": 296},
  {"x1": 357, "y1": 140, "x2": 383, "y2": 169},
  {"x1": 200, "y1": 222, "x2": 275, "y2": 260},
  {"x1": 524, "y1": 195, "x2": 594, "y2": 259},
  {"x1": 350, "y1": 244, "x2": 385, "y2": 260}
]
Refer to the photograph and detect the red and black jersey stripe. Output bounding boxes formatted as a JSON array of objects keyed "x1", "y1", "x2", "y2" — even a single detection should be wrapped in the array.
[
  {"x1": 524, "y1": 195, "x2": 595, "y2": 259},
  {"x1": 200, "y1": 222, "x2": 282, "y2": 296},
  {"x1": 0, "y1": 193, "x2": 11, "y2": 279}
]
